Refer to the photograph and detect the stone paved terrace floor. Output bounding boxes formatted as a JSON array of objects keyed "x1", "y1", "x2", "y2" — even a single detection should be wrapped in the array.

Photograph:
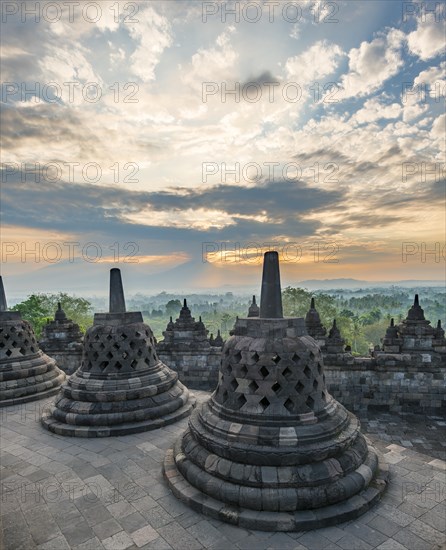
[{"x1": 1, "y1": 391, "x2": 445, "y2": 550}]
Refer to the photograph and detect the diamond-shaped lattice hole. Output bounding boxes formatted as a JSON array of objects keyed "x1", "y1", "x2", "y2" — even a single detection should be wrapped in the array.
[
  {"x1": 272, "y1": 382, "x2": 281, "y2": 394},
  {"x1": 135, "y1": 331, "x2": 142, "y2": 337},
  {"x1": 309, "y1": 351, "x2": 315, "y2": 359},
  {"x1": 19, "y1": 348, "x2": 26, "y2": 355},
  {"x1": 144, "y1": 357, "x2": 151, "y2": 365},
  {"x1": 145, "y1": 330, "x2": 150, "y2": 337},
  {"x1": 233, "y1": 351, "x2": 242, "y2": 363},
  {"x1": 306, "y1": 395, "x2": 315, "y2": 408},
  {"x1": 282, "y1": 366, "x2": 292, "y2": 380},
  {"x1": 94, "y1": 334, "x2": 100, "y2": 341},
  {"x1": 113, "y1": 343, "x2": 120, "y2": 350},
  {"x1": 12, "y1": 340, "x2": 17, "y2": 347},
  {"x1": 106, "y1": 334, "x2": 113, "y2": 341},
  {"x1": 100, "y1": 361, "x2": 109, "y2": 370},
  {"x1": 235, "y1": 394, "x2": 247, "y2": 409},
  {"x1": 303, "y1": 365, "x2": 312, "y2": 378},
  {"x1": 230, "y1": 378, "x2": 238, "y2": 391},
  {"x1": 284, "y1": 398, "x2": 294, "y2": 412},
  {"x1": 130, "y1": 360, "x2": 138, "y2": 368},
  {"x1": 137, "y1": 349, "x2": 143, "y2": 357},
  {"x1": 226, "y1": 364, "x2": 233, "y2": 375},
  {"x1": 222, "y1": 390, "x2": 229, "y2": 403},
  {"x1": 260, "y1": 366, "x2": 269, "y2": 378},
  {"x1": 292, "y1": 353, "x2": 300, "y2": 363},
  {"x1": 122, "y1": 351, "x2": 129, "y2": 360},
  {"x1": 317, "y1": 363, "x2": 323, "y2": 375},
  {"x1": 4, "y1": 334, "x2": 10, "y2": 341},
  {"x1": 99, "y1": 342, "x2": 105, "y2": 350},
  {"x1": 115, "y1": 361, "x2": 122, "y2": 370},
  {"x1": 272, "y1": 354, "x2": 281, "y2": 364},
  {"x1": 121, "y1": 333, "x2": 128, "y2": 340},
  {"x1": 0, "y1": 343, "x2": 4, "y2": 349},
  {"x1": 259, "y1": 396, "x2": 270, "y2": 411},
  {"x1": 321, "y1": 391, "x2": 327, "y2": 402},
  {"x1": 240, "y1": 364, "x2": 248, "y2": 376},
  {"x1": 252, "y1": 352, "x2": 260, "y2": 362},
  {"x1": 129, "y1": 341, "x2": 136, "y2": 350},
  {"x1": 249, "y1": 380, "x2": 259, "y2": 393},
  {"x1": 295, "y1": 381, "x2": 305, "y2": 394},
  {"x1": 313, "y1": 379, "x2": 318, "y2": 391},
  {"x1": 92, "y1": 351, "x2": 99, "y2": 360},
  {"x1": 106, "y1": 351, "x2": 113, "y2": 360},
  {"x1": 5, "y1": 349, "x2": 12, "y2": 357},
  {"x1": 9, "y1": 327, "x2": 16, "y2": 333}
]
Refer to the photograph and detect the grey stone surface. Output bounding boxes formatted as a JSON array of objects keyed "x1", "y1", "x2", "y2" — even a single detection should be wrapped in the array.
[
  {"x1": 39, "y1": 303, "x2": 83, "y2": 375},
  {"x1": 0, "y1": 276, "x2": 65, "y2": 407},
  {"x1": 164, "y1": 252, "x2": 389, "y2": 531},
  {"x1": 41, "y1": 269, "x2": 195, "y2": 437},
  {"x1": 157, "y1": 299, "x2": 222, "y2": 391},
  {"x1": 1, "y1": 392, "x2": 445, "y2": 548}
]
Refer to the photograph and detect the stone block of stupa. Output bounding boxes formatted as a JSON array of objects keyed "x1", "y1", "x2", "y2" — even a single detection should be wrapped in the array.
[
  {"x1": 39, "y1": 303, "x2": 84, "y2": 375},
  {"x1": 164, "y1": 252, "x2": 388, "y2": 531},
  {"x1": 41, "y1": 269, "x2": 195, "y2": 436},
  {"x1": 0, "y1": 277, "x2": 65, "y2": 407}
]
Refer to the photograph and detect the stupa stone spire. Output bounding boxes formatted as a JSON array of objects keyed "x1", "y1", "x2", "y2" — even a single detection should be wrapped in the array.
[
  {"x1": 259, "y1": 251, "x2": 283, "y2": 318},
  {"x1": 164, "y1": 252, "x2": 388, "y2": 531},
  {"x1": 0, "y1": 277, "x2": 65, "y2": 406},
  {"x1": 41, "y1": 269, "x2": 195, "y2": 436}
]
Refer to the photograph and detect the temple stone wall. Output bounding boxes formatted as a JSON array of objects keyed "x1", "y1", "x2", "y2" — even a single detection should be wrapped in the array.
[
  {"x1": 157, "y1": 349, "x2": 221, "y2": 390},
  {"x1": 44, "y1": 349, "x2": 83, "y2": 376},
  {"x1": 325, "y1": 361, "x2": 446, "y2": 414}
]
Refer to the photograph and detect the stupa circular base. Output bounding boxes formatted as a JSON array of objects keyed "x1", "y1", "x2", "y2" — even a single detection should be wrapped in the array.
[
  {"x1": 164, "y1": 444, "x2": 389, "y2": 531},
  {"x1": 0, "y1": 380, "x2": 64, "y2": 408},
  {"x1": 41, "y1": 395, "x2": 196, "y2": 437}
]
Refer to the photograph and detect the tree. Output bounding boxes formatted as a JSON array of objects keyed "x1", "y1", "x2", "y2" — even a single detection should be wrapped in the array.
[
  {"x1": 165, "y1": 299, "x2": 182, "y2": 316},
  {"x1": 282, "y1": 287, "x2": 337, "y2": 328},
  {"x1": 11, "y1": 293, "x2": 92, "y2": 337}
]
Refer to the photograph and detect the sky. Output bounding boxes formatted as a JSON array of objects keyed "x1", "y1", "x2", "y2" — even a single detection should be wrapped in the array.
[{"x1": 0, "y1": 0, "x2": 445, "y2": 296}]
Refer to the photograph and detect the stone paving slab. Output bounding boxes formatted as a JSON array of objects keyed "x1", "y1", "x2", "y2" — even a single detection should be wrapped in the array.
[{"x1": 1, "y1": 392, "x2": 445, "y2": 550}]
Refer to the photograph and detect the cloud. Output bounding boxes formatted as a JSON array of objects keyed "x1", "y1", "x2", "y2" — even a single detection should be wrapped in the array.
[
  {"x1": 353, "y1": 97, "x2": 402, "y2": 124},
  {"x1": 181, "y1": 27, "x2": 238, "y2": 90},
  {"x1": 407, "y1": 5, "x2": 446, "y2": 60},
  {"x1": 334, "y1": 29, "x2": 405, "y2": 100},
  {"x1": 285, "y1": 40, "x2": 345, "y2": 84},
  {"x1": 127, "y1": 5, "x2": 173, "y2": 82}
]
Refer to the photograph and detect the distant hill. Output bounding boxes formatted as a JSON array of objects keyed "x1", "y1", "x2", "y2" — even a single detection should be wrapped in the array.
[
  {"x1": 3, "y1": 258, "x2": 444, "y2": 302},
  {"x1": 296, "y1": 279, "x2": 445, "y2": 290}
]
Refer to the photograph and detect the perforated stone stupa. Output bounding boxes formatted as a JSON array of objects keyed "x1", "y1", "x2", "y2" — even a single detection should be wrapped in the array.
[
  {"x1": 41, "y1": 269, "x2": 195, "y2": 436},
  {"x1": 164, "y1": 252, "x2": 388, "y2": 531},
  {"x1": 0, "y1": 277, "x2": 65, "y2": 407},
  {"x1": 39, "y1": 303, "x2": 84, "y2": 374}
]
